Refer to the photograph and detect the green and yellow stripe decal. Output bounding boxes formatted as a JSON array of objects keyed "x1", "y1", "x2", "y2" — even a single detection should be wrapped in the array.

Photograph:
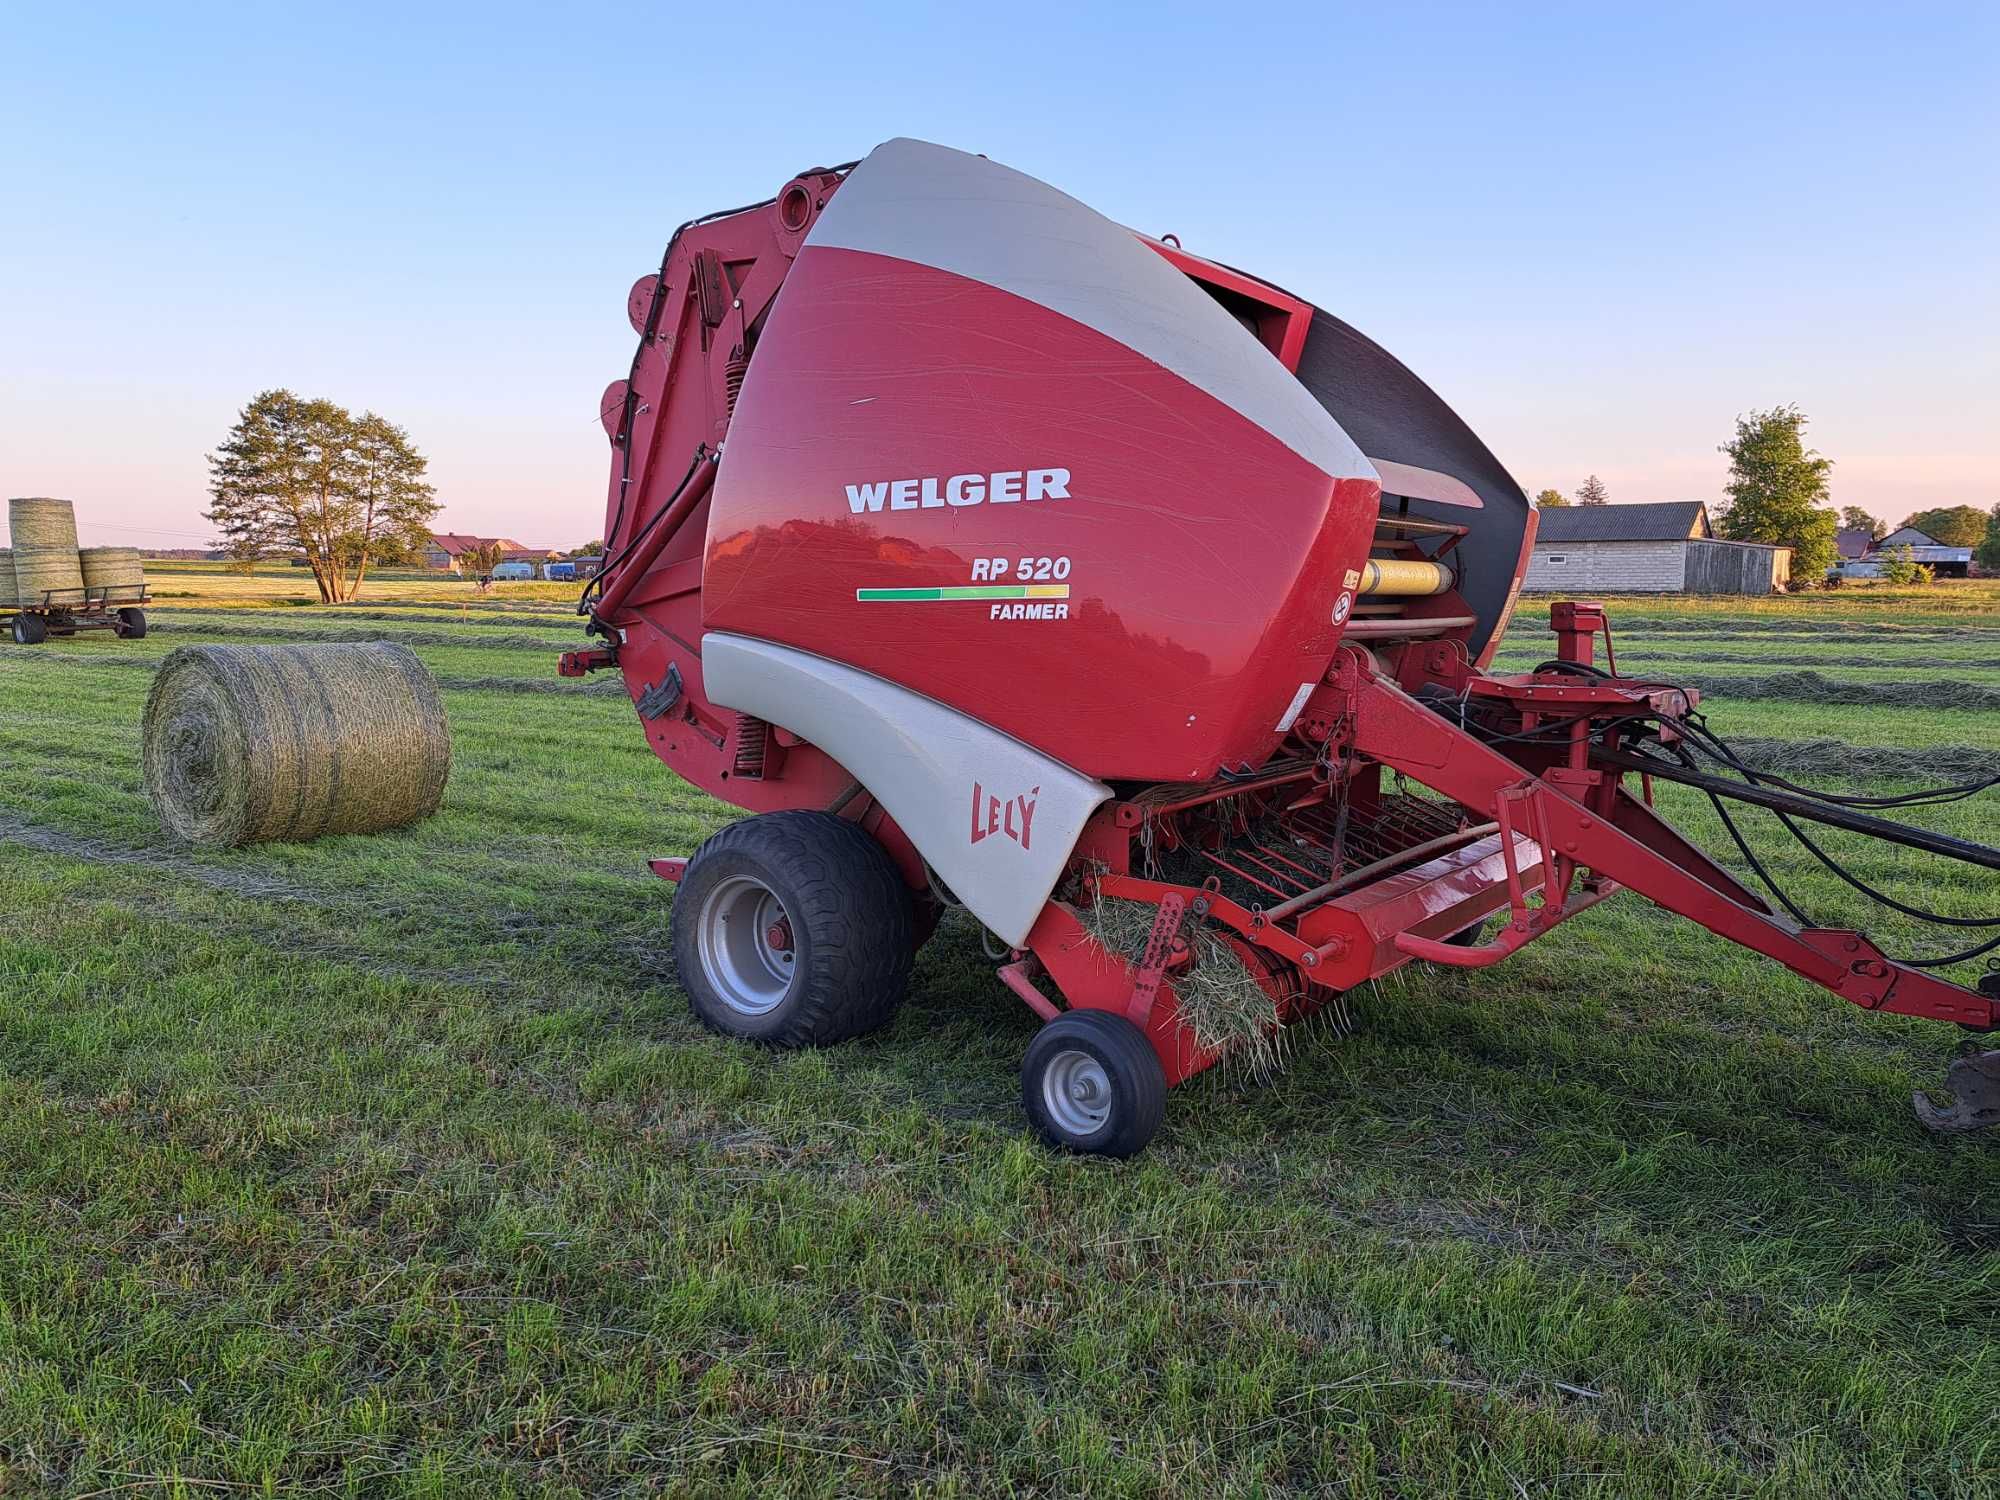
[{"x1": 856, "y1": 584, "x2": 1071, "y2": 603}]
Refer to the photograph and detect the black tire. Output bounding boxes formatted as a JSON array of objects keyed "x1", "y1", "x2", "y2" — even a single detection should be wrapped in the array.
[
  {"x1": 114, "y1": 608, "x2": 148, "y2": 639},
  {"x1": 10, "y1": 614, "x2": 46, "y2": 646},
  {"x1": 1444, "y1": 919, "x2": 1489, "y2": 947},
  {"x1": 1021, "y1": 1009, "x2": 1166, "y2": 1158},
  {"x1": 672, "y1": 810, "x2": 912, "y2": 1047}
]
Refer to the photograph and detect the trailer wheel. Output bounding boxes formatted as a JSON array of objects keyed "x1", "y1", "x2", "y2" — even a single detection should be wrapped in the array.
[
  {"x1": 1021, "y1": 1009, "x2": 1166, "y2": 1158},
  {"x1": 673, "y1": 810, "x2": 912, "y2": 1047},
  {"x1": 114, "y1": 608, "x2": 148, "y2": 639},
  {"x1": 10, "y1": 614, "x2": 46, "y2": 646}
]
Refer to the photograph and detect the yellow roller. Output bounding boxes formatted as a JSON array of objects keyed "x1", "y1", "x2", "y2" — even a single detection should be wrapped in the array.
[{"x1": 1357, "y1": 558, "x2": 1455, "y2": 597}]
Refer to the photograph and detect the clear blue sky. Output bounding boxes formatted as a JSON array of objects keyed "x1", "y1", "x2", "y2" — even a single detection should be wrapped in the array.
[{"x1": 4, "y1": 2, "x2": 1994, "y2": 549}]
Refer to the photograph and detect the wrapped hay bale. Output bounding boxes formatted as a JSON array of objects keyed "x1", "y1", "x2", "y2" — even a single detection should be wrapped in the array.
[
  {"x1": 143, "y1": 641, "x2": 452, "y2": 846},
  {"x1": 8, "y1": 496, "x2": 84, "y2": 607},
  {"x1": 79, "y1": 545, "x2": 146, "y2": 601}
]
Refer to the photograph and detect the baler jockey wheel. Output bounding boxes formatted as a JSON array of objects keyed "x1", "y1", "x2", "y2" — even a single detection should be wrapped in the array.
[{"x1": 1021, "y1": 1010, "x2": 1166, "y2": 1157}]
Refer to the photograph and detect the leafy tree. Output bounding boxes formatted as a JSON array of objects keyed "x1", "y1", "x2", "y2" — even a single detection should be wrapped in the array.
[
  {"x1": 1715, "y1": 405, "x2": 1838, "y2": 582},
  {"x1": 1977, "y1": 504, "x2": 2000, "y2": 573},
  {"x1": 1575, "y1": 475, "x2": 1610, "y2": 507},
  {"x1": 1838, "y1": 506, "x2": 1884, "y2": 540},
  {"x1": 466, "y1": 541, "x2": 507, "y2": 577},
  {"x1": 1898, "y1": 504, "x2": 1987, "y2": 547},
  {"x1": 571, "y1": 538, "x2": 606, "y2": 555},
  {"x1": 1533, "y1": 488, "x2": 1570, "y2": 509},
  {"x1": 1877, "y1": 544, "x2": 1931, "y2": 587},
  {"x1": 205, "y1": 389, "x2": 439, "y2": 604}
]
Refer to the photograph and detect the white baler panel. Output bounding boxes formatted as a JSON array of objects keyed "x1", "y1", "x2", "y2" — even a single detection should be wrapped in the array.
[
  {"x1": 701, "y1": 632, "x2": 1111, "y2": 948},
  {"x1": 810, "y1": 137, "x2": 1375, "y2": 486}
]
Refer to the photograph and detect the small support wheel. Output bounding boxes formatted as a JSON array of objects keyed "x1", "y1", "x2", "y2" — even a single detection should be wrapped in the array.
[
  {"x1": 672, "y1": 810, "x2": 912, "y2": 1047},
  {"x1": 10, "y1": 614, "x2": 46, "y2": 646},
  {"x1": 114, "y1": 608, "x2": 148, "y2": 639},
  {"x1": 1021, "y1": 1009, "x2": 1166, "y2": 1158}
]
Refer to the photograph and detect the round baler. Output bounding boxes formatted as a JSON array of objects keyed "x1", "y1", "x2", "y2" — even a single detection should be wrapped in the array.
[{"x1": 561, "y1": 139, "x2": 2000, "y2": 1155}]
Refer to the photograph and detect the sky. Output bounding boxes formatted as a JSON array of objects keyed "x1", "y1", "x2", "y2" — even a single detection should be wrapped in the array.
[{"x1": 3, "y1": 2, "x2": 1994, "y2": 550}]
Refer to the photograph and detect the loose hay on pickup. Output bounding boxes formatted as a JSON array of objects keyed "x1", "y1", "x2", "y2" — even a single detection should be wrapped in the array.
[
  {"x1": 1082, "y1": 895, "x2": 1287, "y2": 1079},
  {"x1": 142, "y1": 641, "x2": 452, "y2": 846}
]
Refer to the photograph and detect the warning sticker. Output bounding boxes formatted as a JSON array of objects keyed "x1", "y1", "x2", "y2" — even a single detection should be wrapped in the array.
[
  {"x1": 1342, "y1": 568, "x2": 1362, "y2": 589},
  {"x1": 1331, "y1": 591, "x2": 1353, "y2": 624},
  {"x1": 1275, "y1": 680, "x2": 1316, "y2": 733}
]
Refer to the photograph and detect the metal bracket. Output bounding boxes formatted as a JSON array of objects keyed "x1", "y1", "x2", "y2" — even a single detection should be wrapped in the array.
[
  {"x1": 1127, "y1": 891, "x2": 1190, "y2": 1026},
  {"x1": 635, "y1": 663, "x2": 683, "y2": 720}
]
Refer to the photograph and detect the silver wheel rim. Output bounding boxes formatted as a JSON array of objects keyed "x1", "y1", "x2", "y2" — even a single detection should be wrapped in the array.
[
  {"x1": 696, "y1": 875, "x2": 796, "y2": 1016},
  {"x1": 1041, "y1": 1047, "x2": 1113, "y2": 1137}
]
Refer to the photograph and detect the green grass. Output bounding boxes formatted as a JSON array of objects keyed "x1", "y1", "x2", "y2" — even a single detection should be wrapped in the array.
[{"x1": 0, "y1": 576, "x2": 1997, "y2": 1495}]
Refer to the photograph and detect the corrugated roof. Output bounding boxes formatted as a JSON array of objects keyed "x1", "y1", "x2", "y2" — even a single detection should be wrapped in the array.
[{"x1": 1533, "y1": 501, "x2": 1710, "y2": 543}]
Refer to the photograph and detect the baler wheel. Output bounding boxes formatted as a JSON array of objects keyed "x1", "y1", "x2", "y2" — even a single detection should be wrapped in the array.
[
  {"x1": 1021, "y1": 1010, "x2": 1166, "y2": 1158},
  {"x1": 672, "y1": 810, "x2": 912, "y2": 1047}
]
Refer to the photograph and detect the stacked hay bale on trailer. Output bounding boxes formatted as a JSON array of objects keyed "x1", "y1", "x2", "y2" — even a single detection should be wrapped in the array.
[{"x1": 4, "y1": 498, "x2": 149, "y2": 643}]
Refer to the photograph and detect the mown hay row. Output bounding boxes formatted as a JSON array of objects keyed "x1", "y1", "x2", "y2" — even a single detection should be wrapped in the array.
[
  {"x1": 1492, "y1": 648, "x2": 2000, "y2": 675},
  {"x1": 143, "y1": 642, "x2": 452, "y2": 846},
  {"x1": 0, "y1": 651, "x2": 632, "y2": 697},
  {"x1": 152, "y1": 617, "x2": 584, "y2": 652},
  {"x1": 1717, "y1": 736, "x2": 2000, "y2": 783},
  {"x1": 1564, "y1": 619, "x2": 2000, "y2": 641},
  {"x1": 1676, "y1": 670, "x2": 2000, "y2": 712}
]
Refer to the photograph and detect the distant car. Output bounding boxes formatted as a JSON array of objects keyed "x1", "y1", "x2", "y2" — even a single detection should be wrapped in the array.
[
  {"x1": 490, "y1": 561, "x2": 536, "y2": 581},
  {"x1": 542, "y1": 560, "x2": 577, "y2": 581}
]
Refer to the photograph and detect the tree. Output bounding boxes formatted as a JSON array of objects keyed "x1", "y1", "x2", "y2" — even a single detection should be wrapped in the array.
[
  {"x1": 571, "y1": 538, "x2": 606, "y2": 555},
  {"x1": 206, "y1": 390, "x2": 440, "y2": 604},
  {"x1": 1877, "y1": 544, "x2": 1931, "y2": 587},
  {"x1": 1977, "y1": 504, "x2": 2000, "y2": 573},
  {"x1": 1533, "y1": 489, "x2": 1570, "y2": 509},
  {"x1": 1575, "y1": 475, "x2": 1610, "y2": 507},
  {"x1": 1715, "y1": 405, "x2": 1838, "y2": 582},
  {"x1": 1899, "y1": 504, "x2": 1987, "y2": 548},
  {"x1": 1838, "y1": 506, "x2": 1884, "y2": 540}
]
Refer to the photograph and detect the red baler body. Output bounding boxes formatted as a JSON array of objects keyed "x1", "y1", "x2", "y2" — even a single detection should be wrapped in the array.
[{"x1": 572, "y1": 139, "x2": 1997, "y2": 1134}]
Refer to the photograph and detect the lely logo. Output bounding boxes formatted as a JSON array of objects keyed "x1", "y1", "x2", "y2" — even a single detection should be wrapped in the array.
[
  {"x1": 970, "y1": 781, "x2": 1039, "y2": 851},
  {"x1": 845, "y1": 468, "x2": 1071, "y2": 515}
]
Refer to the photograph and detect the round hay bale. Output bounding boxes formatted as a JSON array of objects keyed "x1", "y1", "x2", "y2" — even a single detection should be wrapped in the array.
[
  {"x1": 8, "y1": 496, "x2": 84, "y2": 606},
  {"x1": 79, "y1": 545, "x2": 146, "y2": 601},
  {"x1": 0, "y1": 548, "x2": 15, "y2": 610},
  {"x1": 143, "y1": 641, "x2": 452, "y2": 847}
]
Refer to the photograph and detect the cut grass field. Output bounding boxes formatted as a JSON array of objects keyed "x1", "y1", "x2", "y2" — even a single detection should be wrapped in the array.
[{"x1": 1, "y1": 575, "x2": 1997, "y2": 1496}]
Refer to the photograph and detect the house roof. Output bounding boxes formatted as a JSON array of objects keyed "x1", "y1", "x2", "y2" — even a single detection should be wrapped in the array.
[
  {"x1": 1877, "y1": 525, "x2": 1940, "y2": 549},
  {"x1": 429, "y1": 533, "x2": 532, "y2": 556},
  {"x1": 1835, "y1": 527, "x2": 1875, "y2": 559},
  {"x1": 1533, "y1": 501, "x2": 1712, "y2": 543}
]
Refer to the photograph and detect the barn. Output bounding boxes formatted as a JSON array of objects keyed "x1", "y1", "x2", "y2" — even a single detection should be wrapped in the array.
[{"x1": 1524, "y1": 501, "x2": 1792, "y2": 595}]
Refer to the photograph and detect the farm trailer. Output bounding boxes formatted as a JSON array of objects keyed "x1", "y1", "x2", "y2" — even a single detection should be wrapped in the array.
[
  {"x1": 557, "y1": 140, "x2": 2000, "y2": 1155},
  {"x1": 6, "y1": 584, "x2": 149, "y2": 645}
]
